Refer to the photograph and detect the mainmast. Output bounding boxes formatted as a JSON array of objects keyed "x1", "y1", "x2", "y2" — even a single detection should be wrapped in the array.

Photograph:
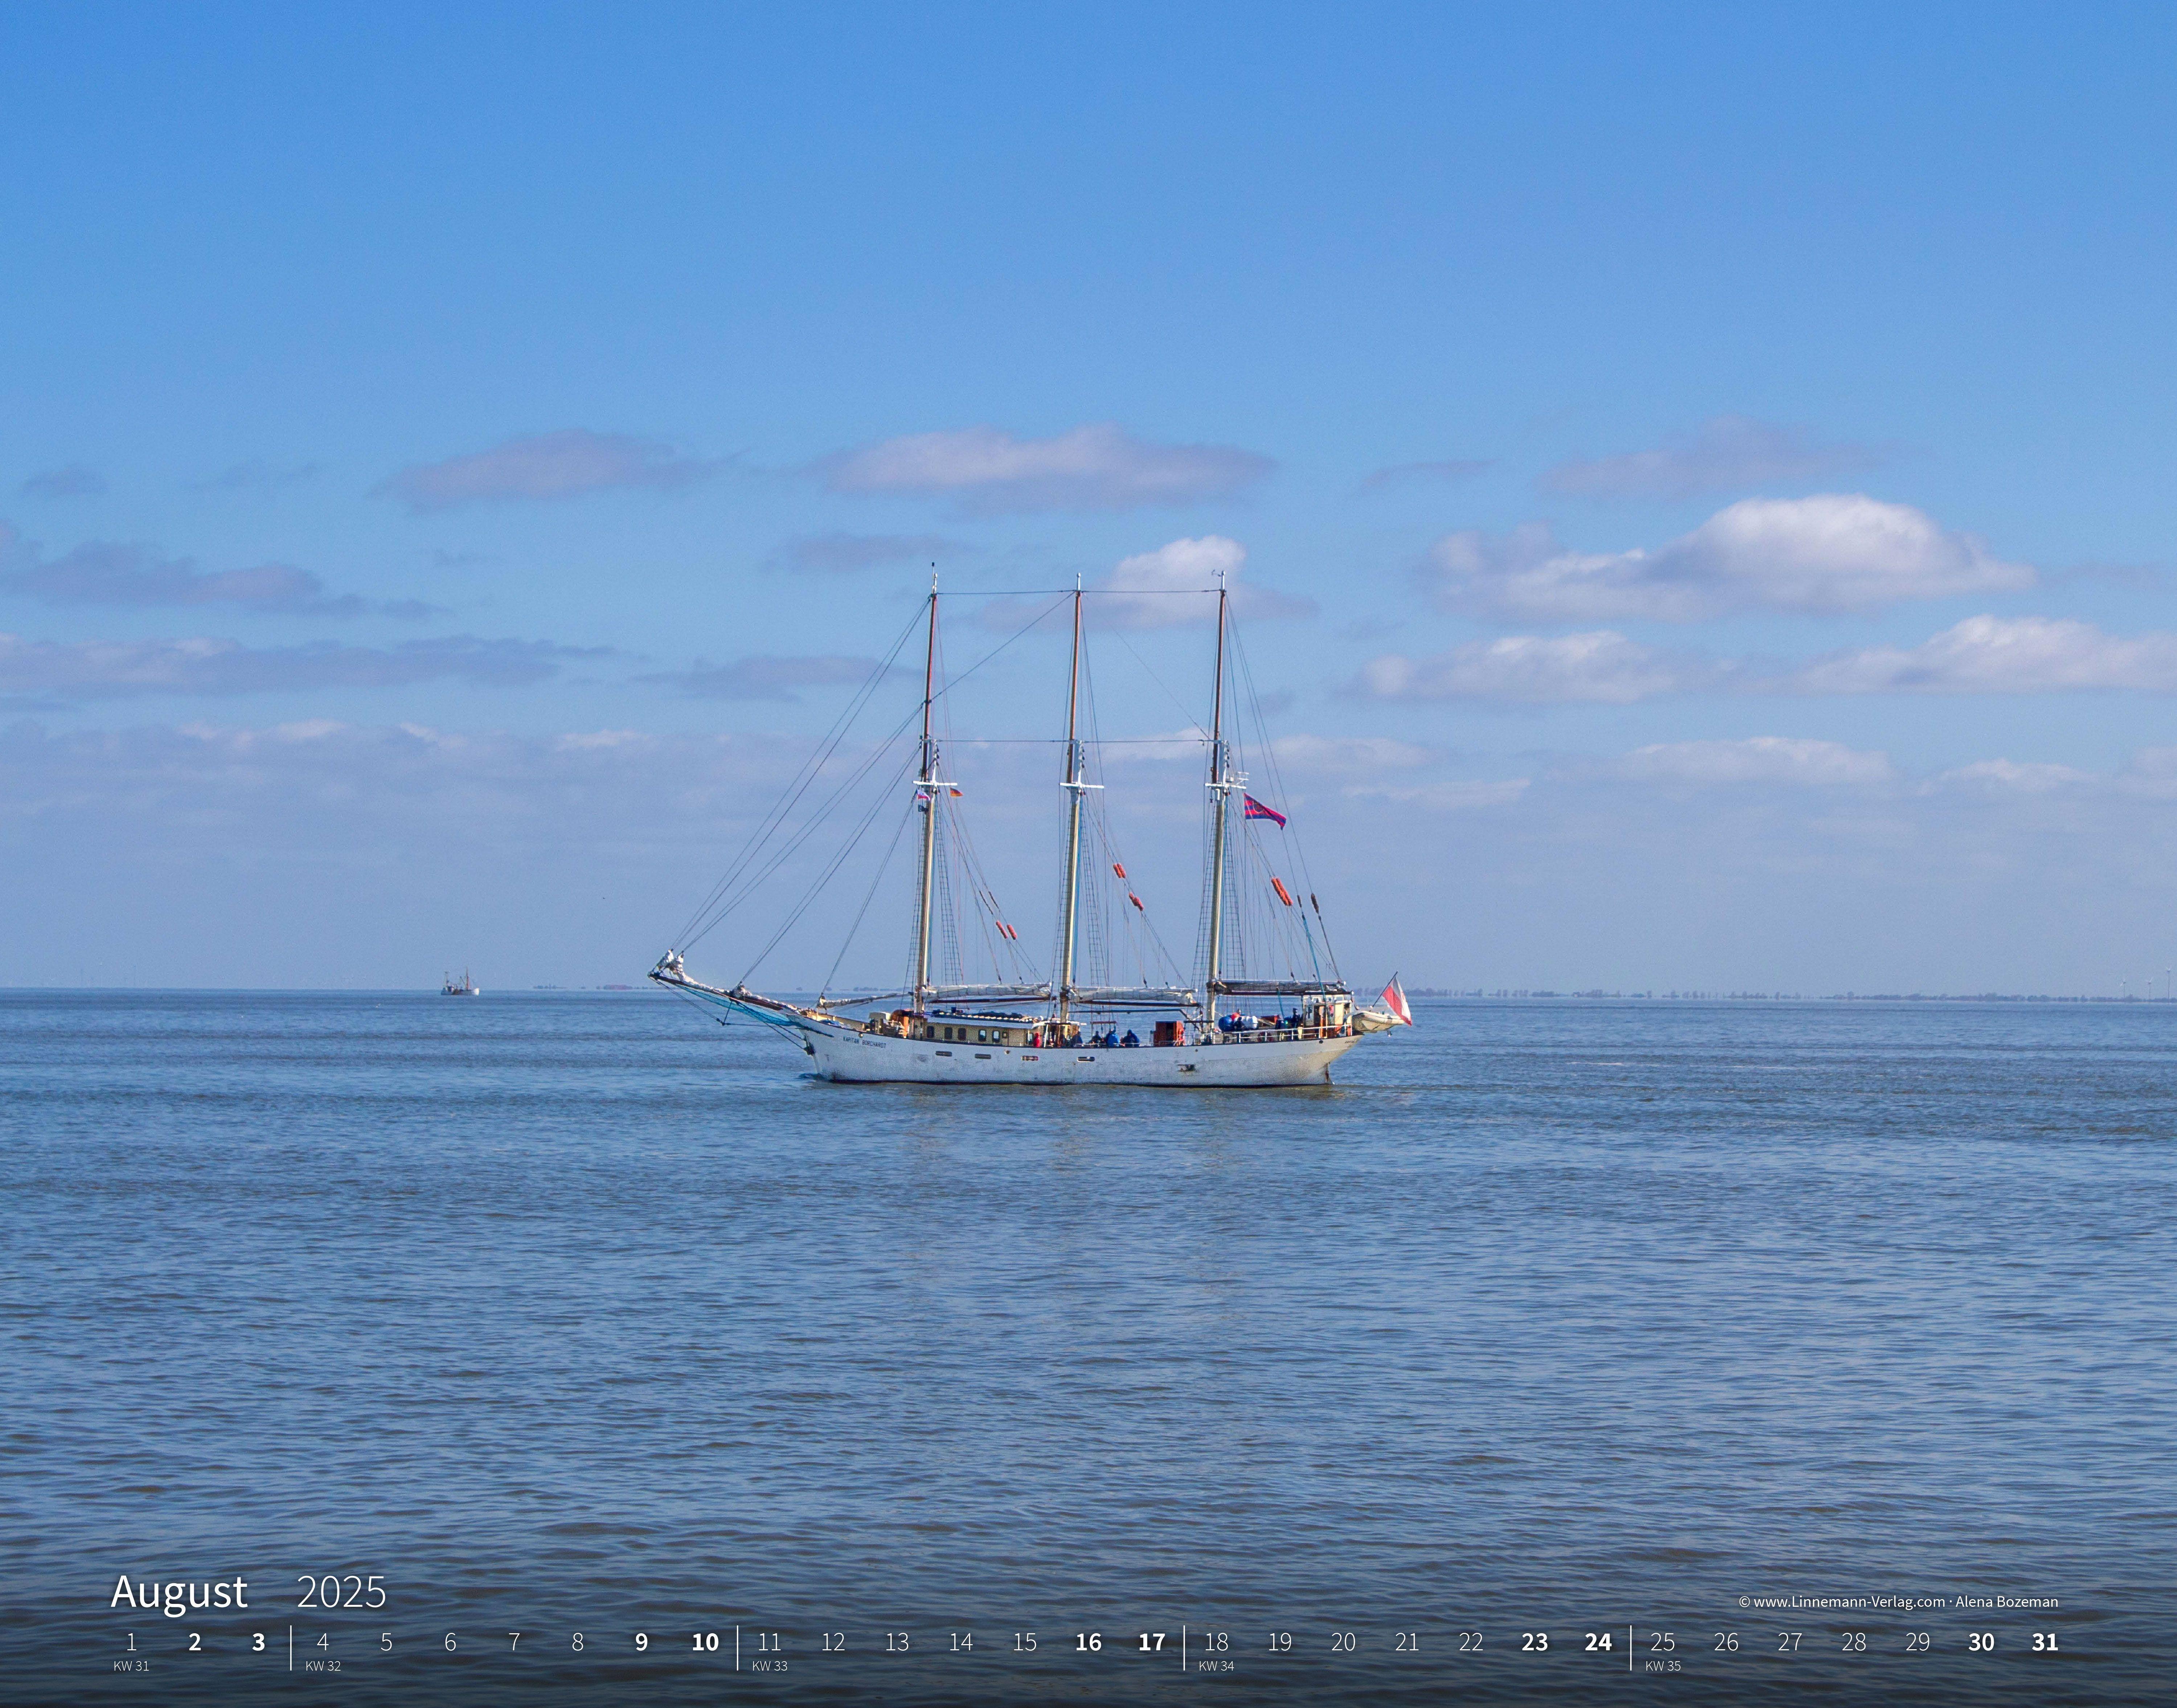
[
  {"x1": 1204, "y1": 579, "x2": 1232, "y2": 1006},
  {"x1": 912, "y1": 579, "x2": 939, "y2": 1013},
  {"x1": 1056, "y1": 582, "x2": 1086, "y2": 1023}
]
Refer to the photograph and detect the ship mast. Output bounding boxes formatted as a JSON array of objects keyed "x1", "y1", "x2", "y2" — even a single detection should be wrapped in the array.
[
  {"x1": 912, "y1": 579, "x2": 939, "y2": 1014},
  {"x1": 1056, "y1": 581, "x2": 1086, "y2": 1024},
  {"x1": 1204, "y1": 578, "x2": 1232, "y2": 1008}
]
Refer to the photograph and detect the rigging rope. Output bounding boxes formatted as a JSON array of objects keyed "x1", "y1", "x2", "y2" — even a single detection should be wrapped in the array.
[
  {"x1": 820, "y1": 794, "x2": 918, "y2": 1002},
  {"x1": 1108, "y1": 627, "x2": 1212, "y2": 741},
  {"x1": 671, "y1": 604, "x2": 925, "y2": 950},
  {"x1": 687, "y1": 706, "x2": 921, "y2": 951},
  {"x1": 736, "y1": 742, "x2": 923, "y2": 985},
  {"x1": 672, "y1": 593, "x2": 1070, "y2": 959},
  {"x1": 1230, "y1": 621, "x2": 1345, "y2": 985}
]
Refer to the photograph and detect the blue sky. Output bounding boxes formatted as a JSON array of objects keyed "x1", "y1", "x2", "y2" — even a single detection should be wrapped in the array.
[{"x1": 8, "y1": 3, "x2": 2177, "y2": 992}]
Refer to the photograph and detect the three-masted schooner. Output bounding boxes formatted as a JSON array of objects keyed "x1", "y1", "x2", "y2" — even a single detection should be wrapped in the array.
[{"x1": 651, "y1": 577, "x2": 1409, "y2": 1085}]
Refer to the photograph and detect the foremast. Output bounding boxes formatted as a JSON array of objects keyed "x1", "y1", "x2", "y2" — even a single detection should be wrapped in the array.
[{"x1": 912, "y1": 580, "x2": 940, "y2": 1016}]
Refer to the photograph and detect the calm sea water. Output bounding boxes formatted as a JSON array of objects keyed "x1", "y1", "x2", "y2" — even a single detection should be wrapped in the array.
[{"x1": 3, "y1": 991, "x2": 2171, "y2": 1705}]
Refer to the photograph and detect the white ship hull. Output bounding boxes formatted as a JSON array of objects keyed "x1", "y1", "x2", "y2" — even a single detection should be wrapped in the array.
[
  {"x1": 654, "y1": 972, "x2": 1369, "y2": 1087},
  {"x1": 807, "y1": 1022, "x2": 1361, "y2": 1087}
]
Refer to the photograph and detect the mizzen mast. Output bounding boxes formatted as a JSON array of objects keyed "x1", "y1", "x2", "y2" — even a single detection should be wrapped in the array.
[
  {"x1": 1056, "y1": 580, "x2": 1087, "y2": 1023},
  {"x1": 1204, "y1": 576, "x2": 1234, "y2": 1006},
  {"x1": 912, "y1": 578, "x2": 940, "y2": 1015}
]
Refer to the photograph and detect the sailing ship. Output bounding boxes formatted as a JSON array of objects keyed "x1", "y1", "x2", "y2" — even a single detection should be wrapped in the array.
[
  {"x1": 442, "y1": 969, "x2": 481, "y2": 996},
  {"x1": 651, "y1": 576, "x2": 1410, "y2": 1085}
]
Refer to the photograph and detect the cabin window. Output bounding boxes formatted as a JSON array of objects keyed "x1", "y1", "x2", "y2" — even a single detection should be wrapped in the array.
[{"x1": 977, "y1": 1028, "x2": 988, "y2": 1043}]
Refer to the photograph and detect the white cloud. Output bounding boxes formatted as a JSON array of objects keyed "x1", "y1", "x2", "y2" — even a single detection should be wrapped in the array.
[
  {"x1": 1090, "y1": 535, "x2": 1312, "y2": 628},
  {"x1": 1357, "y1": 613, "x2": 2177, "y2": 706},
  {"x1": 1789, "y1": 615, "x2": 2177, "y2": 695},
  {"x1": 983, "y1": 536, "x2": 1311, "y2": 633},
  {"x1": 1108, "y1": 533, "x2": 1243, "y2": 599},
  {"x1": 1357, "y1": 631, "x2": 1711, "y2": 703},
  {"x1": 1425, "y1": 495, "x2": 2032, "y2": 622},
  {"x1": 374, "y1": 430, "x2": 718, "y2": 512},
  {"x1": 0, "y1": 632, "x2": 595, "y2": 702},
  {"x1": 820, "y1": 422, "x2": 1272, "y2": 513},
  {"x1": 1611, "y1": 737, "x2": 1895, "y2": 787},
  {"x1": 1543, "y1": 414, "x2": 1881, "y2": 500}
]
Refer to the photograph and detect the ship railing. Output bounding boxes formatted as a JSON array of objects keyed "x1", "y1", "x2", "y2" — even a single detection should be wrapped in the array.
[{"x1": 1202, "y1": 1021, "x2": 1352, "y2": 1044}]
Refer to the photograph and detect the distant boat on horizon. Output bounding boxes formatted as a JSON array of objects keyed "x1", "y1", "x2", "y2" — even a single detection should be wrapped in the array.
[{"x1": 442, "y1": 969, "x2": 481, "y2": 996}]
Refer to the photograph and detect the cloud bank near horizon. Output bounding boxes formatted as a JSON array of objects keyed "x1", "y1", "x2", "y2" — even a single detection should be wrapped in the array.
[
  {"x1": 0, "y1": 632, "x2": 600, "y2": 702},
  {"x1": 11, "y1": 716, "x2": 2174, "y2": 992}
]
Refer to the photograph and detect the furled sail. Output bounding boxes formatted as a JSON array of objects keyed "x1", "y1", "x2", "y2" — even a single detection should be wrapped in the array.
[
  {"x1": 1065, "y1": 985, "x2": 1199, "y2": 1010},
  {"x1": 819, "y1": 983, "x2": 1052, "y2": 1009}
]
